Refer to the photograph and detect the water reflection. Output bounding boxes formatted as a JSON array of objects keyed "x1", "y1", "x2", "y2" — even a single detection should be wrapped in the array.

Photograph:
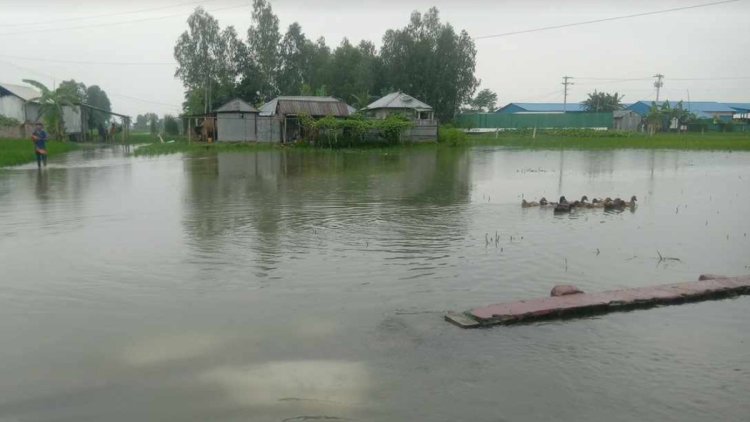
[{"x1": 181, "y1": 149, "x2": 472, "y2": 279}]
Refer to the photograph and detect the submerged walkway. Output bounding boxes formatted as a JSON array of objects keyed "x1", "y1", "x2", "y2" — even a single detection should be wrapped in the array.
[{"x1": 446, "y1": 274, "x2": 750, "y2": 328}]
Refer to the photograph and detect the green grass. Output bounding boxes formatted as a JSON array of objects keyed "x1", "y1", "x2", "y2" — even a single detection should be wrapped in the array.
[
  {"x1": 463, "y1": 131, "x2": 750, "y2": 150},
  {"x1": 0, "y1": 139, "x2": 79, "y2": 167}
]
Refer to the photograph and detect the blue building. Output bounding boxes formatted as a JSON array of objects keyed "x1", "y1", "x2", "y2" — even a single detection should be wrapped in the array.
[
  {"x1": 495, "y1": 103, "x2": 587, "y2": 114},
  {"x1": 626, "y1": 101, "x2": 737, "y2": 122}
]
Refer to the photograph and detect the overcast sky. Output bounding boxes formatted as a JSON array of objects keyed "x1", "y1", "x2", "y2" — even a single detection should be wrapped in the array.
[{"x1": 1, "y1": 0, "x2": 748, "y2": 117}]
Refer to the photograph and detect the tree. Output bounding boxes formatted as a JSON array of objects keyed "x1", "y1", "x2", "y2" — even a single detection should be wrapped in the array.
[
  {"x1": 380, "y1": 8, "x2": 479, "y2": 121},
  {"x1": 57, "y1": 80, "x2": 87, "y2": 102},
  {"x1": 469, "y1": 88, "x2": 498, "y2": 112},
  {"x1": 164, "y1": 115, "x2": 180, "y2": 135},
  {"x1": 85, "y1": 85, "x2": 112, "y2": 132},
  {"x1": 277, "y1": 22, "x2": 309, "y2": 95},
  {"x1": 23, "y1": 79, "x2": 79, "y2": 140},
  {"x1": 246, "y1": 0, "x2": 281, "y2": 101},
  {"x1": 174, "y1": 7, "x2": 239, "y2": 114},
  {"x1": 582, "y1": 90, "x2": 624, "y2": 112},
  {"x1": 147, "y1": 113, "x2": 160, "y2": 135}
]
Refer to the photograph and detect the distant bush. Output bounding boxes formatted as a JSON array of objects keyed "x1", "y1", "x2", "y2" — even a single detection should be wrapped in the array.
[
  {"x1": 438, "y1": 126, "x2": 467, "y2": 145},
  {"x1": 0, "y1": 115, "x2": 21, "y2": 127}
]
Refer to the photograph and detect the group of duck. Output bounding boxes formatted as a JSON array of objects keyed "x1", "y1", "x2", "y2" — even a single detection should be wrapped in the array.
[{"x1": 522, "y1": 195, "x2": 638, "y2": 213}]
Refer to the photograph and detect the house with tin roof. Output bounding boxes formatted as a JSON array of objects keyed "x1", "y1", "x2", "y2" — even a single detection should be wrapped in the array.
[{"x1": 363, "y1": 92, "x2": 437, "y2": 141}]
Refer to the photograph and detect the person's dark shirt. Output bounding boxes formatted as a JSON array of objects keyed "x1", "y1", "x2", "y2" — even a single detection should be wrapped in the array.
[{"x1": 33, "y1": 129, "x2": 48, "y2": 150}]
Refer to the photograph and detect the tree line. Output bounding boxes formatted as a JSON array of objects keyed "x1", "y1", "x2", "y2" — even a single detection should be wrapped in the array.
[{"x1": 174, "y1": 1, "x2": 490, "y2": 122}]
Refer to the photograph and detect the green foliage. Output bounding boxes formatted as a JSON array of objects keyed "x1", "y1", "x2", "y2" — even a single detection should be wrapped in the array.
[
  {"x1": 85, "y1": 85, "x2": 112, "y2": 130},
  {"x1": 469, "y1": 89, "x2": 498, "y2": 112},
  {"x1": 247, "y1": 0, "x2": 281, "y2": 101},
  {"x1": 173, "y1": 5, "x2": 477, "y2": 120},
  {"x1": 22, "y1": 79, "x2": 79, "y2": 140},
  {"x1": 646, "y1": 100, "x2": 696, "y2": 133},
  {"x1": 582, "y1": 90, "x2": 624, "y2": 112},
  {"x1": 298, "y1": 114, "x2": 413, "y2": 147},
  {"x1": 174, "y1": 7, "x2": 243, "y2": 114},
  {"x1": 149, "y1": 115, "x2": 159, "y2": 135},
  {"x1": 380, "y1": 8, "x2": 479, "y2": 121},
  {"x1": 0, "y1": 115, "x2": 21, "y2": 127},
  {"x1": 164, "y1": 115, "x2": 180, "y2": 135},
  {"x1": 438, "y1": 126, "x2": 467, "y2": 146}
]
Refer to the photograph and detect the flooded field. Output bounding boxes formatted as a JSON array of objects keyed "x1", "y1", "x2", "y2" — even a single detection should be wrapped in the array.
[{"x1": 1, "y1": 146, "x2": 749, "y2": 422}]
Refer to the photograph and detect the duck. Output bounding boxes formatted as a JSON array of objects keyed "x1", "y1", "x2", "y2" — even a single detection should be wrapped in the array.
[
  {"x1": 521, "y1": 199, "x2": 539, "y2": 208},
  {"x1": 627, "y1": 195, "x2": 638, "y2": 208},
  {"x1": 573, "y1": 195, "x2": 591, "y2": 208},
  {"x1": 554, "y1": 196, "x2": 572, "y2": 213}
]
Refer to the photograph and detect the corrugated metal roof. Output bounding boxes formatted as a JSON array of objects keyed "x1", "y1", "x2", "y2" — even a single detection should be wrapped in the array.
[
  {"x1": 724, "y1": 103, "x2": 750, "y2": 113},
  {"x1": 215, "y1": 98, "x2": 258, "y2": 113},
  {"x1": 259, "y1": 96, "x2": 355, "y2": 117},
  {"x1": 365, "y1": 92, "x2": 432, "y2": 111},
  {"x1": 496, "y1": 103, "x2": 587, "y2": 113},
  {"x1": 0, "y1": 82, "x2": 41, "y2": 101},
  {"x1": 627, "y1": 101, "x2": 738, "y2": 116}
]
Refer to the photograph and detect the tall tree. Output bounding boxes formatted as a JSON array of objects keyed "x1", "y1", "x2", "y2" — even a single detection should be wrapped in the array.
[
  {"x1": 247, "y1": 0, "x2": 281, "y2": 101},
  {"x1": 174, "y1": 7, "x2": 238, "y2": 114},
  {"x1": 277, "y1": 22, "x2": 309, "y2": 95},
  {"x1": 23, "y1": 79, "x2": 79, "y2": 140},
  {"x1": 85, "y1": 85, "x2": 112, "y2": 131},
  {"x1": 582, "y1": 90, "x2": 624, "y2": 112},
  {"x1": 380, "y1": 8, "x2": 478, "y2": 121}
]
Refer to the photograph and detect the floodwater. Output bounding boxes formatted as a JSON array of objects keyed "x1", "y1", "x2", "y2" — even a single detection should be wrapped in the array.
[{"x1": 1, "y1": 145, "x2": 749, "y2": 422}]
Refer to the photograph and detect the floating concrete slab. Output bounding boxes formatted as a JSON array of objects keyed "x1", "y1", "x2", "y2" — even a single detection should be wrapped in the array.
[{"x1": 446, "y1": 275, "x2": 750, "y2": 328}]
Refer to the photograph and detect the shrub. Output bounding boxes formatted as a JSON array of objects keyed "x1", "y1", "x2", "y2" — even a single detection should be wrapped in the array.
[
  {"x1": 0, "y1": 114, "x2": 21, "y2": 127},
  {"x1": 438, "y1": 126, "x2": 467, "y2": 146}
]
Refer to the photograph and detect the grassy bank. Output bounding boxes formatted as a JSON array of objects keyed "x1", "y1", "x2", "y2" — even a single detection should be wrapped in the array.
[
  {"x1": 131, "y1": 131, "x2": 750, "y2": 158},
  {"x1": 464, "y1": 131, "x2": 750, "y2": 150},
  {"x1": 0, "y1": 139, "x2": 79, "y2": 167}
]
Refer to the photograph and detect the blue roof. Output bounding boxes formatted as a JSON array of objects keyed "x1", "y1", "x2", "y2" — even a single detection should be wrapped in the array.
[
  {"x1": 496, "y1": 102, "x2": 587, "y2": 113},
  {"x1": 724, "y1": 103, "x2": 750, "y2": 113},
  {"x1": 627, "y1": 101, "x2": 737, "y2": 117}
]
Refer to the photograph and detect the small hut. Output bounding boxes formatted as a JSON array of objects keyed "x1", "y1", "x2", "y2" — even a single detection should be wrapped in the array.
[{"x1": 215, "y1": 98, "x2": 259, "y2": 142}]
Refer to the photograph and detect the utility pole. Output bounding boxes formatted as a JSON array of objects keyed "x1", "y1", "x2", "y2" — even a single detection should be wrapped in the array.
[
  {"x1": 653, "y1": 73, "x2": 664, "y2": 102},
  {"x1": 562, "y1": 76, "x2": 574, "y2": 112}
]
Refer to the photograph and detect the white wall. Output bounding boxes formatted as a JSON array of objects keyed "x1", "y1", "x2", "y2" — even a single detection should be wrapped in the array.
[{"x1": 0, "y1": 96, "x2": 25, "y2": 122}]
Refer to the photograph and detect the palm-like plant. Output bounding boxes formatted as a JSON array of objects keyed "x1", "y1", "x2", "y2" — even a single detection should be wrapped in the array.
[{"x1": 23, "y1": 79, "x2": 80, "y2": 140}]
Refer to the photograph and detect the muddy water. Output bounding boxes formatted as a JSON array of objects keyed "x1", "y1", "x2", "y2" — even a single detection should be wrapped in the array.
[{"x1": 0, "y1": 146, "x2": 748, "y2": 421}]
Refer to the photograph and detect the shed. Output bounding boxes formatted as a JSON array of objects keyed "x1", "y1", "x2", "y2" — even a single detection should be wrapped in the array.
[
  {"x1": 496, "y1": 103, "x2": 587, "y2": 114},
  {"x1": 725, "y1": 103, "x2": 750, "y2": 119},
  {"x1": 215, "y1": 98, "x2": 260, "y2": 142},
  {"x1": 0, "y1": 82, "x2": 40, "y2": 122}
]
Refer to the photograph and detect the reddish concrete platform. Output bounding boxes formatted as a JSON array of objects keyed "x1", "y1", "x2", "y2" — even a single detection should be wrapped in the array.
[{"x1": 445, "y1": 274, "x2": 750, "y2": 328}]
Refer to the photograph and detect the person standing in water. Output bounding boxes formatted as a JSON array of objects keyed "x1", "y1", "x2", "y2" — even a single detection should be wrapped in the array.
[{"x1": 31, "y1": 122, "x2": 48, "y2": 168}]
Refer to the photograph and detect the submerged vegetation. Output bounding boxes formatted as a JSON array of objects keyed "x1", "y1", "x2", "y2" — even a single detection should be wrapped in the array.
[{"x1": 0, "y1": 139, "x2": 78, "y2": 167}]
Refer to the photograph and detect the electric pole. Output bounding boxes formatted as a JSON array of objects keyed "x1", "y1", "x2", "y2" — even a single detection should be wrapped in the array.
[
  {"x1": 653, "y1": 74, "x2": 664, "y2": 102},
  {"x1": 562, "y1": 76, "x2": 574, "y2": 112}
]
